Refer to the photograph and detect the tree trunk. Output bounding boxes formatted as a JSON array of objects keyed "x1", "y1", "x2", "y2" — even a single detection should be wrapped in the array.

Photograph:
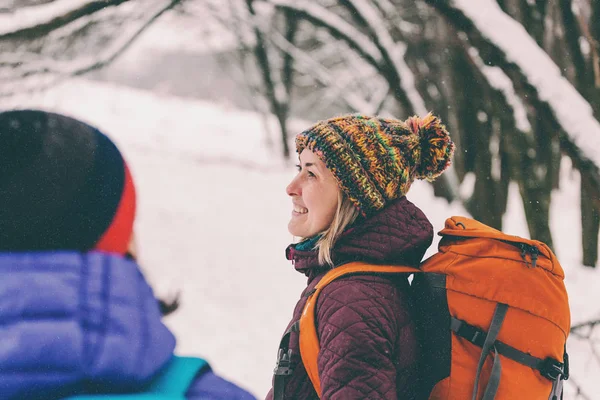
[
  {"x1": 337, "y1": 0, "x2": 417, "y2": 116},
  {"x1": 559, "y1": 0, "x2": 590, "y2": 97},
  {"x1": 518, "y1": 183, "x2": 553, "y2": 247},
  {"x1": 246, "y1": 0, "x2": 291, "y2": 158},
  {"x1": 520, "y1": 123, "x2": 555, "y2": 248},
  {"x1": 449, "y1": 49, "x2": 500, "y2": 226},
  {"x1": 559, "y1": 0, "x2": 600, "y2": 264},
  {"x1": 519, "y1": 0, "x2": 545, "y2": 46},
  {"x1": 592, "y1": 1, "x2": 600, "y2": 81},
  {"x1": 581, "y1": 179, "x2": 599, "y2": 267}
]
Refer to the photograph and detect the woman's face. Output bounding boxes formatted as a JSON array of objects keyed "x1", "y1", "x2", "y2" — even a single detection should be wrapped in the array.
[{"x1": 286, "y1": 149, "x2": 340, "y2": 238}]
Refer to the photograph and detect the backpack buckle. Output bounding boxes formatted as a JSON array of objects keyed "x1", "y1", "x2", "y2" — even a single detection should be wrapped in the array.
[
  {"x1": 463, "y1": 326, "x2": 484, "y2": 345},
  {"x1": 274, "y1": 349, "x2": 294, "y2": 376},
  {"x1": 452, "y1": 318, "x2": 486, "y2": 347},
  {"x1": 540, "y1": 358, "x2": 564, "y2": 381}
]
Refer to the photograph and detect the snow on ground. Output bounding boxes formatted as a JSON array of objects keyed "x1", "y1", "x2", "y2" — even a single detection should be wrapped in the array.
[{"x1": 4, "y1": 78, "x2": 599, "y2": 398}]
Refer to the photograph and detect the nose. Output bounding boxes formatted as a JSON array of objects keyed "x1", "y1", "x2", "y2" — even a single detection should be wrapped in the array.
[{"x1": 286, "y1": 174, "x2": 301, "y2": 197}]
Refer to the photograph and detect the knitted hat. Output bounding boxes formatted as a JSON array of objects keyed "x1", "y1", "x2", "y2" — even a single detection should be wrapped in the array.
[
  {"x1": 295, "y1": 113, "x2": 455, "y2": 217},
  {"x1": 0, "y1": 110, "x2": 136, "y2": 254}
]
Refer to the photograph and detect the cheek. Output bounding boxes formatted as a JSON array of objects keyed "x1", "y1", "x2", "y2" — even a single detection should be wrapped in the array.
[
  {"x1": 323, "y1": 193, "x2": 338, "y2": 220},
  {"x1": 309, "y1": 187, "x2": 339, "y2": 229}
]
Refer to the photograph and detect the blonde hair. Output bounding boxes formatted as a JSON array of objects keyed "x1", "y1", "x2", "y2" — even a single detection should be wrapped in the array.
[{"x1": 314, "y1": 192, "x2": 360, "y2": 266}]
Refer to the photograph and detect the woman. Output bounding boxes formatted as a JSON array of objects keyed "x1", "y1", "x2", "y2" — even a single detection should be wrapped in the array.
[
  {"x1": 267, "y1": 114, "x2": 454, "y2": 399},
  {"x1": 0, "y1": 110, "x2": 255, "y2": 400}
]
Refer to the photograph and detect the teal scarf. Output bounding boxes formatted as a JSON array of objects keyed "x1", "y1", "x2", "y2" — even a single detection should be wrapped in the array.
[{"x1": 295, "y1": 235, "x2": 321, "y2": 251}]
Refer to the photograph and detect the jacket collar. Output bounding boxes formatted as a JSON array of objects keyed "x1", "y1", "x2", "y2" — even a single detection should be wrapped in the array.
[{"x1": 0, "y1": 251, "x2": 175, "y2": 398}]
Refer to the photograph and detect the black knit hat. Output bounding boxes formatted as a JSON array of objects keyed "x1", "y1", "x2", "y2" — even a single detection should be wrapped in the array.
[{"x1": 0, "y1": 109, "x2": 135, "y2": 253}]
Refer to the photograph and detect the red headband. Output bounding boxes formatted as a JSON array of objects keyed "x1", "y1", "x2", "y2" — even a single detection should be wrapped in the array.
[{"x1": 94, "y1": 164, "x2": 136, "y2": 255}]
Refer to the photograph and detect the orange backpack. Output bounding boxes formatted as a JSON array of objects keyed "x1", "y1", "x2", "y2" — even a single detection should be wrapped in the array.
[{"x1": 293, "y1": 216, "x2": 570, "y2": 400}]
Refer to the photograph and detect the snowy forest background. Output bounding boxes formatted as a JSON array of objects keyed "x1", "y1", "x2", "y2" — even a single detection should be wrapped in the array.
[{"x1": 2, "y1": 0, "x2": 600, "y2": 398}]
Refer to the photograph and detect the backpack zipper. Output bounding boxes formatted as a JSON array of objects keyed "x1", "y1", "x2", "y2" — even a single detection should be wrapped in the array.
[
  {"x1": 498, "y1": 240, "x2": 539, "y2": 268},
  {"x1": 517, "y1": 243, "x2": 539, "y2": 268}
]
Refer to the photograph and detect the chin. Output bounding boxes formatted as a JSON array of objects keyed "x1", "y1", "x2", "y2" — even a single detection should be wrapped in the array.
[
  {"x1": 288, "y1": 223, "x2": 301, "y2": 237},
  {"x1": 288, "y1": 225, "x2": 310, "y2": 239}
]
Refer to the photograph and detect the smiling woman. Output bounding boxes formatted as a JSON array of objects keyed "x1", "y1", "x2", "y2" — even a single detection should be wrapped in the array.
[{"x1": 267, "y1": 113, "x2": 455, "y2": 400}]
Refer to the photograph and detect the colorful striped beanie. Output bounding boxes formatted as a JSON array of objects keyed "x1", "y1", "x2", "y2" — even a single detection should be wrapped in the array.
[
  {"x1": 0, "y1": 110, "x2": 136, "y2": 254},
  {"x1": 295, "y1": 113, "x2": 455, "y2": 217}
]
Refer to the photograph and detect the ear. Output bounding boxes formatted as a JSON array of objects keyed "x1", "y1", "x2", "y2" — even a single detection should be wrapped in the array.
[{"x1": 127, "y1": 233, "x2": 138, "y2": 260}]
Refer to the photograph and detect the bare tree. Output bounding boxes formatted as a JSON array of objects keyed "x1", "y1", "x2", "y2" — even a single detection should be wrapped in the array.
[
  {"x1": 0, "y1": 0, "x2": 183, "y2": 97},
  {"x1": 243, "y1": 0, "x2": 297, "y2": 158},
  {"x1": 4, "y1": 1, "x2": 600, "y2": 269},
  {"x1": 230, "y1": 0, "x2": 600, "y2": 267}
]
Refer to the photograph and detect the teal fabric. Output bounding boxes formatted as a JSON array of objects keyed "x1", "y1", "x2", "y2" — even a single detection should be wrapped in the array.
[
  {"x1": 64, "y1": 356, "x2": 207, "y2": 400},
  {"x1": 295, "y1": 236, "x2": 320, "y2": 251},
  {"x1": 146, "y1": 356, "x2": 207, "y2": 394}
]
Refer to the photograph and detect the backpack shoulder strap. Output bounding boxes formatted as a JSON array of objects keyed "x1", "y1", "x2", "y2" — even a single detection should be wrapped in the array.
[
  {"x1": 146, "y1": 355, "x2": 208, "y2": 394},
  {"x1": 64, "y1": 356, "x2": 208, "y2": 400},
  {"x1": 298, "y1": 262, "x2": 420, "y2": 396}
]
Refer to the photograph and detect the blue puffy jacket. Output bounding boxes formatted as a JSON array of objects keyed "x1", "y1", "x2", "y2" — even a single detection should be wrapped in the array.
[{"x1": 0, "y1": 252, "x2": 255, "y2": 400}]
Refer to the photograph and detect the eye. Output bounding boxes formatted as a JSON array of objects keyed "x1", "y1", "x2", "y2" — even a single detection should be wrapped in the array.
[
  {"x1": 307, "y1": 170, "x2": 316, "y2": 178},
  {"x1": 295, "y1": 164, "x2": 302, "y2": 172}
]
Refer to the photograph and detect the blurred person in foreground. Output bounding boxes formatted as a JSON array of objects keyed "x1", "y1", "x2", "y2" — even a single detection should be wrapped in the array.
[{"x1": 0, "y1": 110, "x2": 256, "y2": 400}]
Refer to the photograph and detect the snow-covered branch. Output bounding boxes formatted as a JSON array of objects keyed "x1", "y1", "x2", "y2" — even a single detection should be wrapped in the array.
[
  {"x1": 74, "y1": 0, "x2": 182, "y2": 75},
  {"x1": 570, "y1": 318, "x2": 600, "y2": 337},
  {"x1": 267, "y1": 28, "x2": 380, "y2": 113},
  {"x1": 466, "y1": 47, "x2": 532, "y2": 134},
  {"x1": 0, "y1": 0, "x2": 130, "y2": 40},
  {"x1": 342, "y1": 0, "x2": 427, "y2": 115},
  {"x1": 0, "y1": 0, "x2": 181, "y2": 97},
  {"x1": 425, "y1": 0, "x2": 600, "y2": 208},
  {"x1": 267, "y1": 0, "x2": 383, "y2": 70},
  {"x1": 267, "y1": 0, "x2": 425, "y2": 115}
]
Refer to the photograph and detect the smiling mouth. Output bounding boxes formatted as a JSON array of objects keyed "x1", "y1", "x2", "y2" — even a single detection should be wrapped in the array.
[{"x1": 293, "y1": 205, "x2": 308, "y2": 215}]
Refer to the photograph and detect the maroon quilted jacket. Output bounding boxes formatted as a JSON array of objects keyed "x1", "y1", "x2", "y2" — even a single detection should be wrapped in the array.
[{"x1": 266, "y1": 196, "x2": 434, "y2": 400}]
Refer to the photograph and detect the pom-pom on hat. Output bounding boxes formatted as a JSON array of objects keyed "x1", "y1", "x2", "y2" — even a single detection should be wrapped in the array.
[
  {"x1": 295, "y1": 113, "x2": 455, "y2": 217},
  {"x1": 0, "y1": 110, "x2": 136, "y2": 254}
]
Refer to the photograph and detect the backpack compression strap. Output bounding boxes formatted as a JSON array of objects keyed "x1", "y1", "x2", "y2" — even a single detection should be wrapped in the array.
[
  {"x1": 298, "y1": 262, "x2": 420, "y2": 397},
  {"x1": 451, "y1": 312, "x2": 569, "y2": 400},
  {"x1": 472, "y1": 304, "x2": 508, "y2": 400}
]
